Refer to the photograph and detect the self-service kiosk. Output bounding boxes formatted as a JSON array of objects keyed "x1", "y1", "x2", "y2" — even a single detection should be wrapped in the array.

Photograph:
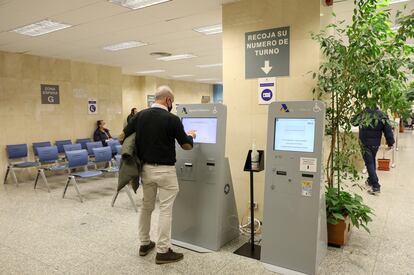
[
  {"x1": 261, "y1": 101, "x2": 327, "y2": 275},
  {"x1": 172, "y1": 104, "x2": 239, "y2": 252}
]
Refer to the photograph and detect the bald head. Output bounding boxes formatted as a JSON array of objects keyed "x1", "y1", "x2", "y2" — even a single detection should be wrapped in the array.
[
  {"x1": 155, "y1": 85, "x2": 174, "y2": 101},
  {"x1": 154, "y1": 85, "x2": 174, "y2": 111}
]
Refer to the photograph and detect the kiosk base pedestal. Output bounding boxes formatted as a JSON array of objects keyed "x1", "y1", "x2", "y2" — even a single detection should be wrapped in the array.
[{"x1": 234, "y1": 242, "x2": 261, "y2": 260}]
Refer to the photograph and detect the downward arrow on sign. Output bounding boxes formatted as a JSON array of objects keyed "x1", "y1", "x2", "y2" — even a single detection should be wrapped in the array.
[{"x1": 261, "y1": 60, "x2": 272, "y2": 75}]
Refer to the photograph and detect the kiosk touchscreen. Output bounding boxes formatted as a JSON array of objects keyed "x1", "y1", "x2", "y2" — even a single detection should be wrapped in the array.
[
  {"x1": 261, "y1": 101, "x2": 327, "y2": 275},
  {"x1": 172, "y1": 104, "x2": 239, "y2": 252},
  {"x1": 182, "y1": 117, "x2": 217, "y2": 144},
  {"x1": 274, "y1": 118, "x2": 315, "y2": 153}
]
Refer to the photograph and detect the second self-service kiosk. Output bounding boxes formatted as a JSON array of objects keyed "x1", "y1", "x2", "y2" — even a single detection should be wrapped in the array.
[
  {"x1": 261, "y1": 101, "x2": 327, "y2": 275},
  {"x1": 172, "y1": 104, "x2": 239, "y2": 252}
]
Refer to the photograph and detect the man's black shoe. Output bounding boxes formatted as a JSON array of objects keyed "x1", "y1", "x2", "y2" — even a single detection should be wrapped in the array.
[
  {"x1": 139, "y1": 241, "x2": 155, "y2": 256},
  {"x1": 368, "y1": 187, "x2": 381, "y2": 195},
  {"x1": 155, "y1": 248, "x2": 184, "y2": 264}
]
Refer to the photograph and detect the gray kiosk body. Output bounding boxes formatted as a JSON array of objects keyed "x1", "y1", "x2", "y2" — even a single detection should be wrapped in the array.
[
  {"x1": 261, "y1": 101, "x2": 327, "y2": 275},
  {"x1": 172, "y1": 104, "x2": 239, "y2": 252}
]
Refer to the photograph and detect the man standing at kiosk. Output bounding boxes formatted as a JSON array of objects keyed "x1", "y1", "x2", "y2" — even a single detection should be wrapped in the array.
[{"x1": 121, "y1": 86, "x2": 196, "y2": 264}]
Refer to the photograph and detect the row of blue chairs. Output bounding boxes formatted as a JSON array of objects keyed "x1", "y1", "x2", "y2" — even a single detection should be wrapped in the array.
[{"x1": 3, "y1": 139, "x2": 136, "y2": 211}]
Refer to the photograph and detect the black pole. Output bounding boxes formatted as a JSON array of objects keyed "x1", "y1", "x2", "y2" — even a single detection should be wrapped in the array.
[{"x1": 250, "y1": 170, "x2": 254, "y2": 251}]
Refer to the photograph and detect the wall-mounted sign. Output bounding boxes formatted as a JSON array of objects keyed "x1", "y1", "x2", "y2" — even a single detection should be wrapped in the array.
[
  {"x1": 88, "y1": 98, "x2": 98, "y2": 115},
  {"x1": 41, "y1": 84, "x2": 60, "y2": 104},
  {"x1": 147, "y1": 95, "x2": 155, "y2": 107},
  {"x1": 258, "y1": 77, "x2": 276, "y2": 105},
  {"x1": 245, "y1": 26, "x2": 290, "y2": 79}
]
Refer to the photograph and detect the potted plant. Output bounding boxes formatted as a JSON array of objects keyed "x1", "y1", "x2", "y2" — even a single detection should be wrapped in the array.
[
  {"x1": 325, "y1": 187, "x2": 374, "y2": 246},
  {"x1": 312, "y1": 0, "x2": 413, "y2": 245}
]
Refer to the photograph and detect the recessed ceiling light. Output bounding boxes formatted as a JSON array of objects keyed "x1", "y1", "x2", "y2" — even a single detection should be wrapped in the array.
[
  {"x1": 196, "y1": 78, "x2": 218, "y2": 82},
  {"x1": 320, "y1": 13, "x2": 324, "y2": 17},
  {"x1": 390, "y1": 0, "x2": 409, "y2": 4},
  {"x1": 193, "y1": 24, "x2": 222, "y2": 35},
  {"x1": 150, "y1": 52, "x2": 172, "y2": 57},
  {"x1": 157, "y1": 54, "x2": 196, "y2": 61},
  {"x1": 109, "y1": 0, "x2": 171, "y2": 10},
  {"x1": 172, "y1": 74, "x2": 193, "y2": 78},
  {"x1": 196, "y1": 63, "x2": 222, "y2": 68},
  {"x1": 11, "y1": 20, "x2": 72, "y2": 36},
  {"x1": 103, "y1": 41, "x2": 147, "y2": 51},
  {"x1": 136, "y1": 69, "x2": 166, "y2": 74}
]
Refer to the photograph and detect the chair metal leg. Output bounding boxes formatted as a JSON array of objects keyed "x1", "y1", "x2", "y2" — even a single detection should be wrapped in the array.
[
  {"x1": 72, "y1": 178, "x2": 83, "y2": 203},
  {"x1": 10, "y1": 167, "x2": 18, "y2": 186},
  {"x1": 125, "y1": 184, "x2": 138, "y2": 212},
  {"x1": 3, "y1": 166, "x2": 10, "y2": 184},
  {"x1": 111, "y1": 190, "x2": 119, "y2": 207},
  {"x1": 62, "y1": 177, "x2": 71, "y2": 198},
  {"x1": 39, "y1": 169, "x2": 51, "y2": 193},
  {"x1": 34, "y1": 169, "x2": 41, "y2": 189}
]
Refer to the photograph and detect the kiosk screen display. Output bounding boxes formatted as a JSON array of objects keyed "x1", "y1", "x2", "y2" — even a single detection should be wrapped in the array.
[
  {"x1": 274, "y1": 118, "x2": 316, "y2": 152},
  {"x1": 182, "y1": 117, "x2": 217, "y2": 144}
]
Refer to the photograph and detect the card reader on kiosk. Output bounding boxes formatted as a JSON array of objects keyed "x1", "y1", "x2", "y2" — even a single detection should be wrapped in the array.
[
  {"x1": 261, "y1": 101, "x2": 327, "y2": 275},
  {"x1": 172, "y1": 104, "x2": 239, "y2": 252}
]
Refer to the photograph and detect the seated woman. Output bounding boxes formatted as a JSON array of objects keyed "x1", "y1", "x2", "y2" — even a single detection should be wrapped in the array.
[{"x1": 93, "y1": 120, "x2": 112, "y2": 146}]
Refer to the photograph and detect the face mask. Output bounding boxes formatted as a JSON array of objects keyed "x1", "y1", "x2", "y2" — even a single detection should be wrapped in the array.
[{"x1": 167, "y1": 98, "x2": 172, "y2": 112}]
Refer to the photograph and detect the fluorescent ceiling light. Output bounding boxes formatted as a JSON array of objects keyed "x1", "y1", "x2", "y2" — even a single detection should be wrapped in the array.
[
  {"x1": 103, "y1": 41, "x2": 147, "y2": 51},
  {"x1": 136, "y1": 69, "x2": 165, "y2": 74},
  {"x1": 109, "y1": 0, "x2": 171, "y2": 10},
  {"x1": 11, "y1": 20, "x2": 71, "y2": 36},
  {"x1": 157, "y1": 54, "x2": 196, "y2": 61},
  {"x1": 196, "y1": 63, "x2": 222, "y2": 68},
  {"x1": 390, "y1": 0, "x2": 409, "y2": 4},
  {"x1": 193, "y1": 24, "x2": 222, "y2": 35},
  {"x1": 196, "y1": 78, "x2": 218, "y2": 81},
  {"x1": 172, "y1": 74, "x2": 193, "y2": 78}
]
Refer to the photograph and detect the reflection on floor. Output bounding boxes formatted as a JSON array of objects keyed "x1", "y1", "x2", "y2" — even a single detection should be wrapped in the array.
[{"x1": 1, "y1": 132, "x2": 414, "y2": 275}]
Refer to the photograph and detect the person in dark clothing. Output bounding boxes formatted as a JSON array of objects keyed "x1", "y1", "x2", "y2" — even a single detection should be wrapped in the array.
[
  {"x1": 120, "y1": 86, "x2": 196, "y2": 265},
  {"x1": 127, "y1": 108, "x2": 138, "y2": 124},
  {"x1": 93, "y1": 120, "x2": 112, "y2": 146},
  {"x1": 356, "y1": 107, "x2": 395, "y2": 195}
]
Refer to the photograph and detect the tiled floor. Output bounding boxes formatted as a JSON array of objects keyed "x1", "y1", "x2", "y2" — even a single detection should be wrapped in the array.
[{"x1": 1, "y1": 132, "x2": 414, "y2": 274}]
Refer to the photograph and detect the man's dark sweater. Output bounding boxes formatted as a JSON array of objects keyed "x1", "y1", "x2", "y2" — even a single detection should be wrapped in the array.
[
  {"x1": 123, "y1": 106, "x2": 193, "y2": 165},
  {"x1": 358, "y1": 108, "x2": 395, "y2": 147}
]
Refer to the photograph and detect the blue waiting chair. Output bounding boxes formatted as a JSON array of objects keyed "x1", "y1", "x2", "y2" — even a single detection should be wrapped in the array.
[
  {"x1": 63, "y1": 143, "x2": 82, "y2": 155},
  {"x1": 55, "y1": 140, "x2": 72, "y2": 154},
  {"x1": 86, "y1": 141, "x2": 103, "y2": 156},
  {"x1": 4, "y1": 144, "x2": 39, "y2": 185},
  {"x1": 32, "y1": 141, "x2": 52, "y2": 160},
  {"x1": 34, "y1": 146, "x2": 68, "y2": 192},
  {"x1": 62, "y1": 149, "x2": 103, "y2": 202},
  {"x1": 107, "y1": 139, "x2": 121, "y2": 155},
  {"x1": 95, "y1": 147, "x2": 137, "y2": 212},
  {"x1": 76, "y1": 138, "x2": 92, "y2": 150}
]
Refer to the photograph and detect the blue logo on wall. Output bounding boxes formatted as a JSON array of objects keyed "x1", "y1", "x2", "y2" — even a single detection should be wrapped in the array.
[
  {"x1": 261, "y1": 89, "x2": 273, "y2": 101},
  {"x1": 89, "y1": 105, "x2": 96, "y2": 112}
]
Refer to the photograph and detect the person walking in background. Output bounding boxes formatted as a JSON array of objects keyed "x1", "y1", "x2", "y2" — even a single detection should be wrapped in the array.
[
  {"x1": 127, "y1": 107, "x2": 138, "y2": 124},
  {"x1": 93, "y1": 120, "x2": 112, "y2": 146},
  {"x1": 120, "y1": 86, "x2": 196, "y2": 264},
  {"x1": 356, "y1": 107, "x2": 395, "y2": 195}
]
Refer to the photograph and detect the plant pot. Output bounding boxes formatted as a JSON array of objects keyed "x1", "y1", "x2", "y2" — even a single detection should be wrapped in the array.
[
  {"x1": 378, "y1": 158, "x2": 391, "y2": 171},
  {"x1": 327, "y1": 215, "x2": 351, "y2": 247}
]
